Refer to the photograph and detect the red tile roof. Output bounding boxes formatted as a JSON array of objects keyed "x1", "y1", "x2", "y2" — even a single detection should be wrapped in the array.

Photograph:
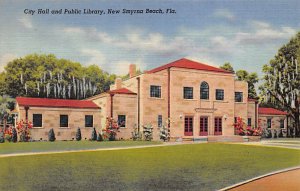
[
  {"x1": 147, "y1": 58, "x2": 233, "y2": 74},
  {"x1": 16, "y1": 97, "x2": 100, "y2": 109},
  {"x1": 248, "y1": 98, "x2": 258, "y2": 102},
  {"x1": 258, "y1": 107, "x2": 288, "y2": 115},
  {"x1": 108, "y1": 88, "x2": 136, "y2": 95}
]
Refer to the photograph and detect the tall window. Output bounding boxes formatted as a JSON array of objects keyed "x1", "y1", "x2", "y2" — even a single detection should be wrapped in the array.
[
  {"x1": 184, "y1": 116, "x2": 193, "y2": 136},
  {"x1": 85, "y1": 115, "x2": 93, "y2": 127},
  {"x1": 60, "y1": 115, "x2": 68, "y2": 128},
  {"x1": 183, "y1": 87, "x2": 193, "y2": 99},
  {"x1": 235, "y1": 92, "x2": 243, "y2": 102},
  {"x1": 158, "y1": 115, "x2": 162, "y2": 128},
  {"x1": 214, "y1": 117, "x2": 222, "y2": 135},
  {"x1": 267, "y1": 118, "x2": 272, "y2": 129},
  {"x1": 215, "y1": 89, "x2": 224, "y2": 100},
  {"x1": 247, "y1": 118, "x2": 252, "y2": 127},
  {"x1": 200, "y1": 81, "x2": 209, "y2": 99},
  {"x1": 33, "y1": 114, "x2": 42, "y2": 127},
  {"x1": 280, "y1": 119, "x2": 284, "y2": 128},
  {"x1": 118, "y1": 115, "x2": 126, "y2": 128},
  {"x1": 150, "y1": 85, "x2": 161, "y2": 98}
]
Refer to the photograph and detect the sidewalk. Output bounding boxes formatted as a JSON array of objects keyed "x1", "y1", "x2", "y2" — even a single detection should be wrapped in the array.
[{"x1": 227, "y1": 168, "x2": 300, "y2": 191}]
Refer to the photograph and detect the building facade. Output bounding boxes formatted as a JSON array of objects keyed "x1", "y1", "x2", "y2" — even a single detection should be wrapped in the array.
[{"x1": 14, "y1": 58, "x2": 288, "y2": 141}]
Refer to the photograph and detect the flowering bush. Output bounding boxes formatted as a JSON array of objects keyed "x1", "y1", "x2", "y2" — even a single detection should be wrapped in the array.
[
  {"x1": 143, "y1": 124, "x2": 153, "y2": 141},
  {"x1": 233, "y1": 117, "x2": 262, "y2": 136},
  {"x1": 131, "y1": 124, "x2": 142, "y2": 141},
  {"x1": 16, "y1": 120, "x2": 33, "y2": 142},
  {"x1": 104, "y1": 117, "x2": 119, "y2": 141}
]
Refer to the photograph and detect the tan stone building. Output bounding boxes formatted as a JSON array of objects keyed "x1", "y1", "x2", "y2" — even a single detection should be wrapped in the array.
[
  {"x1": 15, "y1": 58, "x2": 288, "y2": 141},
  {"x1": 15, "y1": 97, "x2": 101, "y2": 141}
]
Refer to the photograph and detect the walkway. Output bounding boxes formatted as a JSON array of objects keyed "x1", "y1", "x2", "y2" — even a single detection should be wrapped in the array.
[{"x1": 225, "y1": 168, "x2": 300, "y2": 191}]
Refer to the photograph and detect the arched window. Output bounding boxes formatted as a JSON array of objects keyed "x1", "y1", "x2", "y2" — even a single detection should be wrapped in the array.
[{"x1": 200, "y1": 81, "x2": 209, "y2": 99}]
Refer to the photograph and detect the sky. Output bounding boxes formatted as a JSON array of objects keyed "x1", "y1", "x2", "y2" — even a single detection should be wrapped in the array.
[{"x1": 0, "y1": 0, "x2": 299, "y2": 78}]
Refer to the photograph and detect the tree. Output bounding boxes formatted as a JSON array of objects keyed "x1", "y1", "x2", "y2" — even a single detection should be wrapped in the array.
[
  {"x1": 260, "y1": 32, "x2": 300, "y2": 137},
  {"x1": 0, "y1": 54, "x2": 116, "y2": 99},
  {"x1": 76, "y1": 127, "x2": 82, "y2": 141},
  {"x1": 236, "y1": 70, "x2": 259, "y2": 98},
  {"x1": 0, "y1": 131, "x2": 4, "y2": 143},
  {"x1": 91, "y1": 127, "x2": 97, "y2": 141},
  {"x1": 0, "y1": 95, "x2": 15, "y2": 132},
  {"x1": 11, "y1": 127, "x2": 17, "y2": 142},
  {"x1": 220, "y1": 62, "x2": 235, "y2": 73},
  {"x1": 97, "y1": 133, "x2": 103, "y2": 142},
  {"x1": 48, "y1": 128, "x2": 56, "y2": 142}
]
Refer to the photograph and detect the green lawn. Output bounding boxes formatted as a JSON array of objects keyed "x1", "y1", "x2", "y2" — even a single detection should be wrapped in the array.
[
  {"x1": 0, "y1": 141, "x2": 161, "y2": 155},
  {"x1": 0, "y1": 143, "x2": 300, "y2": 191}
]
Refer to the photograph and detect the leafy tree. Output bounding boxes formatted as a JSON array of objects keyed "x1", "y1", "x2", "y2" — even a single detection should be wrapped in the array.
[
  {"x1": 11, "y1": 127, "x2": 17, "y2": 142},
  {"x1": 0, "y1": 131, "x2": 4, "y2": 143},
  {"x1": 260, "y1": 32, "x2": 300, "y2": 137},
  {"x1": 0, "y1": 95, "x2": 15, "y2": 132},
  {"x1": 91, "y1": 127, "x2": 97, "y2": 141},
  {"x1": 76, "y1": 127, "x2": 82, "y2": 141},
  {"x1": 236, "y1": 70, "x2": 259, "y2": 98},
  {"x1": 97, "y1": 133, "x2": 103, "y2": 142},
  {"x1": 220, "y1": 62, "x2": 235, "y2": 73},
  {"x1": 0, "y1": 54, "x2": 116, "y2": 99},
  {"x1": 48, "y1": 128, "x2": 56, "y2": 142}
]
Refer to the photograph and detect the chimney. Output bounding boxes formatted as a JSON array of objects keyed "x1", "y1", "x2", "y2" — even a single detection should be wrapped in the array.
[
  {"x1": 129, "y1": 64, "x2": 136, "y2": 78},
  {"x1": 115, "y1": 78, "x2": 122, "y2": 89}
]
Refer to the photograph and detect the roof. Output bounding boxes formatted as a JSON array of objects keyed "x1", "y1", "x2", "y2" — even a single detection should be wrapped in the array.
[
  {"x1": 147, "y1": 58, "x2": 233, "y2": 74},
  {"x1": 16, "y1": 97, "x2": 100, "y2": 109},
  {"x1": 108, "y1": 88, "x2": 137, "y2": 95},
  {"x1": 248, "y1": 98, "x2": 258, "y2": 102},
  {"x1": 258, "y1": 107, "x2": 288, "y2": 115}
]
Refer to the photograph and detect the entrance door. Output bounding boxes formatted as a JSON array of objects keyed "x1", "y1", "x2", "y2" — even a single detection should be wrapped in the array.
[
  {"x1": 214, "y1": 117, "x2": 222, "y2": 135},
  {"x1": 184, "y1": 116, "x2": 193, "y2": 136},
  {"x1": 200, "y1": 116, "x2": 208, "y2": 136}
]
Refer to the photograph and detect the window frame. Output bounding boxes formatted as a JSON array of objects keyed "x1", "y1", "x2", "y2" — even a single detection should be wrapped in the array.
[
  {"x1": 85, "y1": 115, "x2": 94, "y2": 127},
  {"x1": 150, "y1": 85, "x2": 161, "y2": 98},
  {"x1": 33, "y1": 114, "x2": 42, "y2": 128},
  {"x1": 200, "y1": 82, "x2": 209, "y2": 100},
  {"x1": 183, "y1": 87, "x2": 193, "y2": 99},
  {"x1": 60, "y1": 115, "x2": 69, "y2": 128},
  {"x1": 267, "y1": 118, "x2": 272, "y2": 129},
  {"x1": 215, "y1": 89, "x2": 224, "y2": 101},
  {"x1": 280, "y1": 119, "x2": 284, "y2": 128},
  {"x1": 118, "y1": 115, "x2": 126, "y2": 128},
  {"x1": 247, "y1": 118, "x2": 252, "y2": 127},
  {"x1": 184, "y1": 116, "x2": 193, "y2": 136},
  {"x1": 214, "y1": 117, "x2": 222, "y2": 135},
  {"x1": 235, "y1": 92, "x2": 243, "y2": 102}
]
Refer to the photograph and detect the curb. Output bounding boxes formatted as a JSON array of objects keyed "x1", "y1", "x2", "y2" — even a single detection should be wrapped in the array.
[{"x1": 218, "y1": 166, "x2": 300, "y2": 191}]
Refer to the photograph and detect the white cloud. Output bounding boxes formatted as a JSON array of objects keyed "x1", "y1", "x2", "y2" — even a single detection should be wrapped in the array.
[
  {"x1": 63, "y1": 27, "x2": 85, "y2": 34},
  {"x1": 213, "y1": 9, "x2": 235, "y2": 21},
  {"x1": 0, "y1": 53, "x2": 17, "y2": 72},
  {"x1": 109, "y1": 59, "x2": 145, "y2": 75},
  {"x1": 80, "y1": 49, "x2": 106, "y2": 65},
  {"x1": 18, "y1": 17, "x2": 33, "y2": 29}
]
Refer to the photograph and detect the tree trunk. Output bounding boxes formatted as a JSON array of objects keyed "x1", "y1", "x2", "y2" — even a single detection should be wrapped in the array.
[{"x1": 295, "y1": 112, "x2": 300, "y2": 137}]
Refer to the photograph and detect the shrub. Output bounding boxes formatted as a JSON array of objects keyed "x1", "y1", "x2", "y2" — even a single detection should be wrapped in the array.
[
  {"x1": 91, "y1": 127, "x2": 97, "y2": 141},
  {"x1": 266, "y1": 129, "x2": 272, "y2": 138},
  {"x1": 76, "y1": 127, "x2": 82, "y2": 141},
  {"x1": 278, "y1": 129, "x2": 284, "y2": 138},
  {"x1": 143, "y1": 124, "x2": 153, "y2": 141},
  {"x1": 0, "y1": 131, "x2": 4, "y2": 143},
  {"x1": 48, "y1": 128, "x2": 56, "y2": 142},
  {"x1": 104, "y1": 117, "x2": 119, "y2": 141},
  {"x1": 17, "y1": 120, "x2": 32, "y2": 142},
  {"x1": 11, "y1": 128, "x2": 17, "y2": 143},
  {"x1": 97, "y1": 133, "x2": 103, "y2": 142},
  {"x1": 273, "y1": 129, "x2": 277, "y2": 138},
  {"x1": 160, "y1": 124, "x2": 169, "y2": 142},
  {"x1": 131, "y1": 124, "x2": 142, "y2": 141}
]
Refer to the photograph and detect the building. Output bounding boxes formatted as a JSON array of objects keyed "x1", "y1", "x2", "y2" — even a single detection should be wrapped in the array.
[
  {"x1": 15, "y1": 97, "x2": 101, "y2": 140},
  {"x1": 14, "y1": 58, "x2": 288, "y2": 141}
]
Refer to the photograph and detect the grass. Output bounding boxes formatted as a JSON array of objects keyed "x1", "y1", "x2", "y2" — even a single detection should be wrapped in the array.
[
  {"x1": 0, "y1": 141, "x2": 161, "y2": 155},
  {"x1": 0, "y1": 143, "x2": 300, "y2": 191}
]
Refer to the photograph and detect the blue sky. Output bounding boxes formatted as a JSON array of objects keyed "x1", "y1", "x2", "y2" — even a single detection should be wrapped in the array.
[{"x1": 0, "y1": 0, "x2": 299, "y2": 77}]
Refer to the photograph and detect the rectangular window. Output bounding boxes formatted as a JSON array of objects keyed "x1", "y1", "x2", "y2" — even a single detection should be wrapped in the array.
[
  {"x1": 33, "y1": 114, "x2": 42, "y2": 127},
  {"x1": 184, "y1": 116, "x2": 193, "y2": 136},
  {"x1": 234, "y1": 117, "x2": 237, "y2": 123},
  {"x1": 200, "y1": 116, "x2": 208, "y2": 136},
  {"x1": 280, "y1": 119, "x2": 284, "y2": 128},
  {"x1": 267, "y1": 118, "x2": 272, "y2": 129},
  {"x1": 85, "y1": 115, "x2": 93, "y2": 127},
  {"x1": 247, "y1": 118, "x2": 252, "y2": 127},
  {"x1": 183, "y1": 87, "x2": 193, "y2": 99},
  {"x1": 216, "y1": 89, "x2": 224, "y2": 100},
  {"x1": 235, "y1": 92, "x2": 243, "y2": 102},
  {"x1": 158, "y1": 115, "x2": 162, "y2": 128},
  {"x1": 118, "y1": 115, "x2": 126, "y2": 128},
  {"x1": 150, "y1": 85, "x2": 161, "y2": 98},
  {"x1": 60, "y1": 115, "x2": 68, "y2": 128},
  {"x1": 214, "y1": 117, "x2": 222, "y2": 135}
]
